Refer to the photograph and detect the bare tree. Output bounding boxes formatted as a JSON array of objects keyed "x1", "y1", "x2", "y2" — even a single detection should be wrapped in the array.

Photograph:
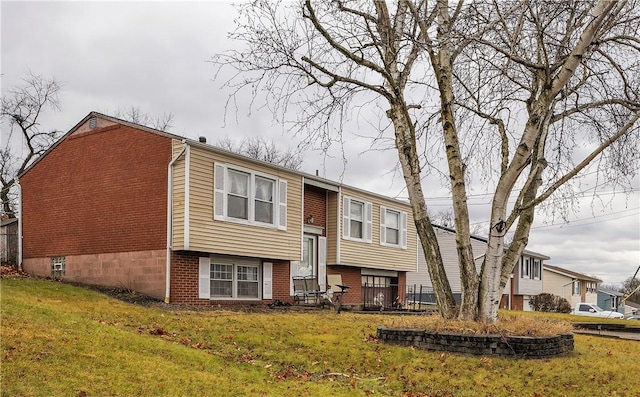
[
  {"x1": 113, "y1": 105, "x2": 174, "y2": 131},
  {"x1": 622, "y1": 276, "x2": 640, "y2": 304},
  {"x1": 215, "y1": 136, "x2": 304, "y2": 170},
  {"x1": 212, "y1": 0, "x2": 640, "y2": 322},
  {"x1": 1, "y1": 71, "x2": 62, "y2": 217}
]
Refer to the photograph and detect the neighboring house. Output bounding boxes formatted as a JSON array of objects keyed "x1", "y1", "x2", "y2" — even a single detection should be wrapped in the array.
[
  {"x1": 624, "y1": 300, "x2": 640, "y2": 316},
  {"x1": 1, "y1": 217, "x2": 18, "y2": 264},
  {"x1": 542, "y1": 265, "x2": 601, "y2": 308},
  {"x1": 17, "y1": 112, "x2": 417, "y2": 308},
  {"x1": 406, "y1": 225, "x2": 550, "y2": 311},
  {"x1": 597, "y1": 287, "x2": 625, "y2": 313}
]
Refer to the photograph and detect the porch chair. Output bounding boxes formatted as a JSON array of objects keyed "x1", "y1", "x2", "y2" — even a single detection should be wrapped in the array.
[
  {"x1": 325, "y1": 274, "x2": 350, "y2": 313},
  {"x1": 292, "y1": 275, "x2": 322, "y2": 305}
]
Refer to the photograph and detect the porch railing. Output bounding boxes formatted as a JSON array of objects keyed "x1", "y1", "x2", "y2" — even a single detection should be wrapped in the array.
[{"x1": 362, "y1": 283, "x2": 436, "y2": 311}]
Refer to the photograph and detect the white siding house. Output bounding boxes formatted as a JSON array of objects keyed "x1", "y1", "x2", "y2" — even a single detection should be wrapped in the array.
[{"x1": 407, "y1": 225, "x2": 549, "y2": 310}]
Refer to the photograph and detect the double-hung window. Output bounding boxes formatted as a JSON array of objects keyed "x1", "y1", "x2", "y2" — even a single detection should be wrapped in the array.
[
  {"x1": 227, "y1": 170, "x2": 249, "y2": 220},
  {"x1": 211, "y1": 263, "x2": 233, "y2": 297},
  {"x1": 342, "y1": 196, "x2": 372, "y2": 243},
  {"x1": 380, "y1": 206, "x2": 408, "y2": 248},
  {"x1": 200, "y1": 256, "x2": 263, "y2": 300},
  {"x1": 236, "y1": 265, "x2": 259, "y2": 298},
  {"x1": 214, "y1": 163, "x2": 286, "y2": 230},
  {"x1": 572, "y1": 280, "x2": 580, "y2": 295},
  {"x1": 350, "y1": 200, "x2": 364, "y2": 239},
  {"x1": 254, "y1": 176, "x2": 274, "y2": 224}
]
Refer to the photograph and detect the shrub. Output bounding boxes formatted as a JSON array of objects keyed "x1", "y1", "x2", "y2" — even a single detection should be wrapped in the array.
[{"x1": 530, "y1": 293, "x2": 572, "y2": 313}]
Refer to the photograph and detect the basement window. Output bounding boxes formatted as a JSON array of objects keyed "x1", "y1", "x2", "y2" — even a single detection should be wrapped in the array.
[{"x1": 51, "y1": 256, "x2": 66, "y2": 278}]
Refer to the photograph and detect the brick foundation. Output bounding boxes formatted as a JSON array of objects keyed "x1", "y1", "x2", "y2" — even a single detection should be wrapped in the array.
[
  {"x1": 23, "y1": 249, "x2": 167, "y2": 299},
  {"x1": 169, "y1": 251, "x2": 295, "y2": 306}
]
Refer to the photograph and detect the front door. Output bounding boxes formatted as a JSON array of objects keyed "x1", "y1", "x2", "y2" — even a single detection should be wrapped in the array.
[{"x1": 299, "y1": 234, "x2": 316, "y2": 277}]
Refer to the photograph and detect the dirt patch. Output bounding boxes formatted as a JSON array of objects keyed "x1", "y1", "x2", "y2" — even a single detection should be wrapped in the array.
[{"x1": 83, "y1": 283, "x2": 165, "y2": 307}]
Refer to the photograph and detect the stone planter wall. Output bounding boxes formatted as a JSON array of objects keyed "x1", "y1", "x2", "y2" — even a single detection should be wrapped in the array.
[{"x1": 377, "y1": 326, "x2": 574, "y2": 358}]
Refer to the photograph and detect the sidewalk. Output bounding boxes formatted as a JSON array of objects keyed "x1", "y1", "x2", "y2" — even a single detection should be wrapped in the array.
[{"x1": 573, "y1": 329, "x2": 640, "y2": 341}]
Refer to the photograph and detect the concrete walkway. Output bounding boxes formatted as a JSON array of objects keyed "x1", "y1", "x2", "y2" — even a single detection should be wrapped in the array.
[{"x1": 573, "y1": 329, "x2": 640, "y2": 341}]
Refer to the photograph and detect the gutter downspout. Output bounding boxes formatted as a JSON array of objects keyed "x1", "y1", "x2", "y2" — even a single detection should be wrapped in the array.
[
  {"x1": 16, "y1": 179, "x2": 22, "y2": 271},
  {"x1": 337, "y1": 186, "x2": 342, "y2": 264},
  {"x1": 165, "y1": 141, "x2": 187, "y2": 303}
]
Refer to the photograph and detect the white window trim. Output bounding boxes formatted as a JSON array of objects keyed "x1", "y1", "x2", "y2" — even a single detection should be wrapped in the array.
[
  {"x1": 521, "y1": 257, "x2": 530, "y2": 278},
  {"x1": 532, "y1": 259, "x2": 541, "y2": 280},
  {"x1": 199, "y1": 256, "x2": 264, "y2": 301},
  {"x1": 380, "y1": 206, "x2": 407, "y2": 249},
  {"x1": 342, "y1": 195, "x2": 372, "y2": 243},
  {"x1": 214, "y1": 162, "x2": 287, "y2": 230},
  {"x1": 572, "y1": 280, "x2": 580, "y2": 296}
]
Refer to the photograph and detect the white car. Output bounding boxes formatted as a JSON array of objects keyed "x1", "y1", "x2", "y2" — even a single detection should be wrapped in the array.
[{"x1": 573, "y1": 303, "x2": 624, "y2": 319}]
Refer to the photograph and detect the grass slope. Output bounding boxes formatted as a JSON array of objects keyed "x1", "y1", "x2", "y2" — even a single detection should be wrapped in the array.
[{"x1": 1, "y1": 278, "x2": 639, "y2": 396}]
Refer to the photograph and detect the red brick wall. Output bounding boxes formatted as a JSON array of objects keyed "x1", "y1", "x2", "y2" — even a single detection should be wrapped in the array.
[
  {"x1": 170, "y1": 251, "x2": 201, "y2": 305},
  {"x1": 327, "y1": 265, "x2": 363, "y2": 305},
  {"x1": 20, "y1": 124, "x2": 172, "y2": 258},
  {"x1": 271, "y1": 260, "x2": 294, "y2": 303},
  {"x1": 303, "y1": 186, "x2": 327, "y2": 236},
  {"x1": 169, "y1": 251, "x2": 293, "y2": 305}
]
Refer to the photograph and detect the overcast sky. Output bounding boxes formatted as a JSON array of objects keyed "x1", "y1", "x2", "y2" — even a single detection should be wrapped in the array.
[{"x1": 2, "y1": 1, "x2": 638, "y2": 286}]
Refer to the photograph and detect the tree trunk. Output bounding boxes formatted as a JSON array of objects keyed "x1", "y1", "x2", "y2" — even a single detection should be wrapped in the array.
[
  {"x1": 478, "y1": 118, "x2": 541, "y2": 322},
  {"x1": 431, "y1": 0, "x2": 478, "y2": 321},
  {"x1": 1, "y1": 184, "x2": 14, "y2": 218},
  {"x1": 387, "y1": 102, "x2": 458, "y2": 318}
]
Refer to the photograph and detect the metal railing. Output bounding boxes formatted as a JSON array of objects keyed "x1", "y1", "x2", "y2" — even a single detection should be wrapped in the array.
[{"x1": 362, "y1": 283, "x2": 437, "y2": 311}]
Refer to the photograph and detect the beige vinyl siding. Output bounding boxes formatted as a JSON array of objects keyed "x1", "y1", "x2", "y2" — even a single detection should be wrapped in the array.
[
  {"x1": 171, "y1": 140, "x2": 186, "y2": 250},
  {"x1": 338, "y1": 189, "x2": 417, "y2": 272},
  {"x1": 326, "y1": 192, "x2": 339, "y2": 264},
  {"x1": 542, "y1": 269, "x2": 572, "y2": 302},
  {"x1": 183, "y1": 144, "x2": 302, "y2": 261}
]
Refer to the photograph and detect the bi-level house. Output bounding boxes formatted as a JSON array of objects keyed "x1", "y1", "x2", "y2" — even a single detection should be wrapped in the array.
[
  {"x1": 542, "y1": 265, "x2": 601, "y2": 308},
  {"x1": 406, "y1": 225, "x2": 550, "y2": 311},
  {"x1": 17, "y1": 112, "x2": 417, "y2": 308}
]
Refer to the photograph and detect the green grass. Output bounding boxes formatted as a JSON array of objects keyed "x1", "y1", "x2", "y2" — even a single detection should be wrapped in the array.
[{"x1": 2, "y1": 277, "x2": 640, "y2": 396}]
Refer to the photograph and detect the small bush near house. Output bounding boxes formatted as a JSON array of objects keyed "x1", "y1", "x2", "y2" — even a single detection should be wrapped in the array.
[{"x1": 530, "y1": 293, "x2": 572, "y2": 313}]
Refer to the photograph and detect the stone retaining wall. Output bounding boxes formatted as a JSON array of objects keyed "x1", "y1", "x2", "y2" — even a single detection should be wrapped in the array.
[{"x1": 377, "y1": 326, "x2": 574, "y2": 358}]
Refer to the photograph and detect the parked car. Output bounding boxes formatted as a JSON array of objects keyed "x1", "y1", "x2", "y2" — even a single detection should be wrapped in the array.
[
  {"x1": 623, "y1": 314, "x2": 640, "y2": 321},
  {"x1": 572, "y1": 303, "x2": 624, "y2": 319}
]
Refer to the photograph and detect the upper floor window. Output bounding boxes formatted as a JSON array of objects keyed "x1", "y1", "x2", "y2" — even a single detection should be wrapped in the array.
[
  {"x1": 521, "y1": 258, "x2": 530, "y2": 278},
  {"x1": 533, "y1": 259, "x2": 541, "y2": 280},
  {"x1": 572, "y1": 280, "x2": 580, "y2": 295},
  {"x1": 350, "y1": 200, "x2": 364, "y2": 239},
  {"x1": 521, "y1": 257, "x2": 542, "y2": 280},
  {"x1": 227, "y1": 169, "x2": 250, "y2": 220},
  {"x1": 342, "y1": 196, "x2": 372, "y2": 242},
  {"x1": 254, "y1": 176, "x2": 275, "y2": 224},
  {"x1": 214, "y1": 163, "x2": 286, "y2": 230},
  {"x1": 380, "y1": 206, "x2": 407, "y2": 249}
]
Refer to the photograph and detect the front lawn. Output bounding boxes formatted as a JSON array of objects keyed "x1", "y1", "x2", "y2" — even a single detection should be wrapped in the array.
[{"x1": 1, "y1": 277, "x2": 638, "y2": 396}]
